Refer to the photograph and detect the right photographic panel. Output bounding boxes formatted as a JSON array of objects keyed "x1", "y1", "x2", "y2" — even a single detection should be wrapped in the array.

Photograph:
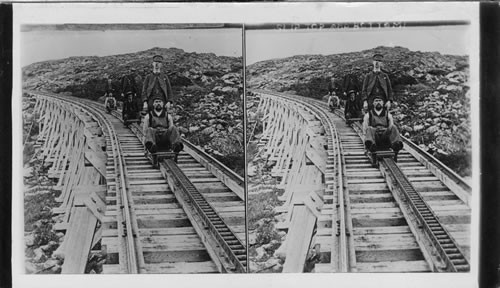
[{"x1": 246, "y1": 20, "x2": 474, "y2": 273}]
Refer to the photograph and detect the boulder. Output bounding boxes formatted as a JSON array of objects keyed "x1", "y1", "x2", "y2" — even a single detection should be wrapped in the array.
[
  {"x1": 25, "y1": 234, "x2": 35, "y2": 247},
  {"x1": 33, "y1": 248, "x2": 47, "y2": 262},
  {"x1": 202, "y1": 127, "x2": 215, "y2": 135},
  {"x1": 25, "y1": 261, "x2": 38, "y2": 274},
  {"x1": 188, "y1": 126, "x2": 200, "y2": 133},
  {"x1": 254, "y1": 246, "x2": 268, "y2": 261},
  {"x1": 426, "y1": 125, "x2": 440, "y2": 134},
  {"x1": 413, "y1": 125, "x2": 425, "y2": 132},
  {"x1": 52, "y1": 245, "x2": 65, "y2": 260}
]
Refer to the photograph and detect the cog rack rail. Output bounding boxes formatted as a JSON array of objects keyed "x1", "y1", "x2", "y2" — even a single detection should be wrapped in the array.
[{"x1": 163, "y1": 159, "x2": 247, "y2": 273}]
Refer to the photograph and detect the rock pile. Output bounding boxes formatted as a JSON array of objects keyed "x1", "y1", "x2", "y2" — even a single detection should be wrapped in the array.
[{"x1": 247, "y1": 46, "x2": 471, "y2": 176}]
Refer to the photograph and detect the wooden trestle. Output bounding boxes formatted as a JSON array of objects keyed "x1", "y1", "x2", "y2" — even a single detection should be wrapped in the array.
[{"x1": 30, "y1": 93, "x2": 107, "y2": 273}]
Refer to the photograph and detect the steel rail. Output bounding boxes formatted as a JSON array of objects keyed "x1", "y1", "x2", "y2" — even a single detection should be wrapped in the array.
[
  {"x1": 382, "y1": 157, "x2": 470, "y2": 271},
  {"x1": 164, "y1": 159, "x2": 247, "y2": 272},
  {"x1": 328, "y1": 102, "x2": 471, "y2": 271},
  {"x1": 83, "y1": 101, "x2": 142, "y2": 273},
  {"x1": 110, "y1": 108, "x2": 244, "y2": 191},
  {"x1": 89, "y1": 95, "x2": 247, "y2": 272}
]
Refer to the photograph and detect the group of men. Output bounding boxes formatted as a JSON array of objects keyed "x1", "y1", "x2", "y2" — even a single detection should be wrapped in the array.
[
  {"x1": 104, "y1": 54, "x2": 183, "y2": 163},
  {"x1": 328, "y1": 53, "x2": 403, "y2": 161}
]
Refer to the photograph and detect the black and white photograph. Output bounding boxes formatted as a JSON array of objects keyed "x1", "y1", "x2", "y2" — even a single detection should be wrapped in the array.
[
  {"x1": 20, "y1": 22, "x2": 247, "y2": 274},
  {"x1": 11, "y1": 3, "x2": 482, "y2": 288},
  {"x1": 246, "y1": 20, "x2": 476, "y2": 273}
]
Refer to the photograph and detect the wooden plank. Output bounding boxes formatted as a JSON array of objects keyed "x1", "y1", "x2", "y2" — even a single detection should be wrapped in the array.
[
  {"x1": 129, "y1": 179, "x2": 167, "y2": 185},
  {"x1": 61, "y1": 207, "x2": 98, "y2": 274},
  {"x1": 134, "y1": 208, "x2": 186, "y2": 216},
  {"x1": 356, "y1": 260, "x2": 429, "y2": 272},
  {"x1": 350, "y1": 207, "x2": 401, "y2": 214},
  {"x1": 305, "y1": 144, "x2": 326, "y2": 174},
  {"x1": 142, "y1": 261, "x2": 218, "y2": 274},
  {"x1": 355, "y1": 248, "x2": 425, "y2": 262},
  {"x1": 140, "y1": 235, "x2": 205, "y2": 249},
  {"x1": 353, "y1": 226, "x2": 411, "y2": 235},
  {"x1": 102, "y1": 264, "x2": 124, "y2": 274},
  {"x1": 282, "y1": 205, "x2": 316, "y2": 272},
  {"x1": 84, "y1": 148, "x2": 107, "y2": 177},
  {"x1": 139, "y1": 227, "x2": 197, "y2": 236}
]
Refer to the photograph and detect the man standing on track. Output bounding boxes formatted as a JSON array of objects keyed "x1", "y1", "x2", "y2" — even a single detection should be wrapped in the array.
[
  {"x1": 121, "y1": 67, "x2": 141, "y2": 102},
  {"x1": 141, "y1": 55, "x2": 175, "y2": 113},
  {"x1": 361, "y1": 53, "x2": 393, "y2": 112}
]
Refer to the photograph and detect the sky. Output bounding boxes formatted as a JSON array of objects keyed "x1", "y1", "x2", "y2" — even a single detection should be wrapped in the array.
[
  {"x1": 246, "y1": 25, "x2": 470, "y2": 65},
  {"x1": 21, "y1": 25, "x2": 469, "y2": 67},
  {"x1": 21, "y1": 28, "x2": 242, "y2": 67}
]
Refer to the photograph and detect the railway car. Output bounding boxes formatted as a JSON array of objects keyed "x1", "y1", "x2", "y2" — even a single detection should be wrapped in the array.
[
  {"x1": 345, "y1": 116, "x2": 363, "y2": 125},
  {"x1": 146, "y1": 150, "x2": 176, "y2": 168},
  {"x1": 365, "y1": 128, "x2": 398, "y2": 167},
  {"x1": 123, "y1": 118, "x2": 140, "y2": 127},
  {"x1": 366, "y1": 148, "x2": 395, "y2": 167}
]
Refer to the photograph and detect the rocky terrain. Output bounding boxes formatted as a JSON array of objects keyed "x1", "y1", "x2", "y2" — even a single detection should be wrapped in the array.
[
  {"x1": 23, "y1": 47, "x2": 244, "y2": 176},
  {"x1": 247, "y1": 46, "x2": 471, "y2": 177}
]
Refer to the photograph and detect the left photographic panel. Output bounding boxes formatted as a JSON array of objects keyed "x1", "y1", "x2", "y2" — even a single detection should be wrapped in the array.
[{"x1": 21, "y1": 23, "x2": 246, "y2": 274}]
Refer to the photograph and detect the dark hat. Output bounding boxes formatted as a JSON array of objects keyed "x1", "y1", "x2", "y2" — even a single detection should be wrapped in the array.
[
  {"x1": 126, "y1": 91, "x2": 134, "y2": 96},
  {"x1": 347, "y1": 90, "x2": 356, "y2": 95},
  {"x1": 373, "y1": 95, "x2": 384, "y2": 101},
  {"x1": 153, "y1": 55, "x2": 164, "y2": 62},
  {"x1": 373, "y1": 53, "x2": 383, "y2": 61},
  {"x1": 152, "y1": 95, "x2": 164, "y2": 102}
]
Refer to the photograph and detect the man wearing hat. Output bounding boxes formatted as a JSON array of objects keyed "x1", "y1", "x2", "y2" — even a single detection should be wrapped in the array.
[
  {"x1": 121, "y1": 67, "x2": 140, "y2": 101},
  {"x1": 362, "y1": 95, "x2": 403, "y2": 161},
  {"x1": 361, "y1": 53, "x2": 393, "y2": 111},
  {"x1": 142, "y1": 96, "x2": 183, "y2": 164},
  {"x1": 104, "y1": 77, "x2": 117, "y2": 113},
  {"x1": 342, "y1": 67, "x2": 362, "y2": 99},
  {"x1": 141, "y1": 55, "x2": 175, "y2": 112},
  {"x1": 122, "y1": 92, "x2": 140, "y2": 126},
  {"x1": 344, "y1": 89, "x2": 363, "y2": 120}
]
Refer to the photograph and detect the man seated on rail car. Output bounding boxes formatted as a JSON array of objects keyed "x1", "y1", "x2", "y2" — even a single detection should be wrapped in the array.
[
  {"x1": 104, "y1": 78, "x2": 117, "y2": 113},
  {"x1": 327, "y1": 92, "x2": 340, "y2": 111},
  {"x1": 362, "y1": 95, "x2": 403, "y2": 161},
  {"x1": 142, "y1": 96, "x2": 183, "y2": 163},
  {"x1": 345, "y1": 89, "x2": 363, "y2": 120},
  {"x1": 122, "y1": 92, "x2": 140, "y2": 126}
]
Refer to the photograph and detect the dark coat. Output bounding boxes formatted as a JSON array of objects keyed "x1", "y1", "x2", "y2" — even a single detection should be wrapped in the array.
[
  {"x1": 342, "y1": 74, "x2": 361, "y2": 94},
  {"x1": 121, "y1": 74, "x2": 140, "y2": 96},
  {"x1": 361, "y1": 71, "x2": 393, "y2": 103},
  {"x1": 141, "y1": 72, "x2": 175, "y2": 107},
  {"x1": 123, "y1": 99, "x2": 140, "y2": 118}
]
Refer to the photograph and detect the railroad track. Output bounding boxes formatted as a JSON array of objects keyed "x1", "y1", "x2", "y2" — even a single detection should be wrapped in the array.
[
  {"x1": 30, "y1": 91, "x2": 247, "y2": 273},
  {"x1": 253, "y1": 89, "x2": 471, "y2": 273}
]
